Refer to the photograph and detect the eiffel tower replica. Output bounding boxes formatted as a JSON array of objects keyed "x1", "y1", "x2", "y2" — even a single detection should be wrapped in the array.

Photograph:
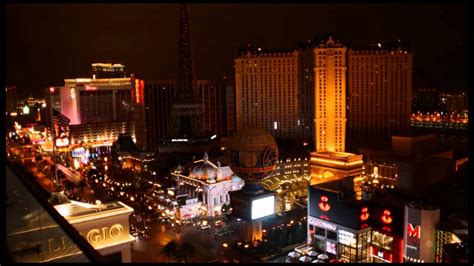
[{"x1": 168, "y1": 4, "x2": 205, "y2": 138}]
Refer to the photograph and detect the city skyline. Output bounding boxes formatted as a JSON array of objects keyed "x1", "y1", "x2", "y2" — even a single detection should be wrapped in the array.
[
  {"x1": 4, "y1": 3, "x2": 469, "y2": 264},
  {"x1": 6, "y1": 3, "x2": 468, "y2": 99}
]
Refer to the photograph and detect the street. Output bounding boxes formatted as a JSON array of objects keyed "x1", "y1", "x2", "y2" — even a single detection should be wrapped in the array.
[{"x1": 131, "y1": 217, "x2": 258, "y2": 262}]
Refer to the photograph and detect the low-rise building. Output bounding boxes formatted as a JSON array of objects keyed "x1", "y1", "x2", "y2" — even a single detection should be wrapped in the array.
[{"x1": 171, "y1": 153, "x2": 244, "y2": 217}]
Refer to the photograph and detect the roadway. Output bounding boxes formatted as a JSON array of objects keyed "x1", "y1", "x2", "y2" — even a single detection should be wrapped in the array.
[{"x1": 131, "y1": 217, "x2": 258, "y2": 263}]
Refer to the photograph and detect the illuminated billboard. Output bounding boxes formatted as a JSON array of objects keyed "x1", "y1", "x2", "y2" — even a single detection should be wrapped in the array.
[
  {"x1": 308, "y1": 186, "x2": 403, "y2": 232},
  {"x1": 308, "y1": 187, "x2": 360, "y2": 229},
  {"x1": 251, "y1": 195, "x2": 275, "y2": 220}
]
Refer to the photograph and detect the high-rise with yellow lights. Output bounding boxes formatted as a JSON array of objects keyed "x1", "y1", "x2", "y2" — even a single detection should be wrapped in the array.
[
  {"x1": 310, "y1": 37, "x2": 363, "y2": 185},
  {"x1": 347, "y1": 41, "x2": 413, "y2": 148},
  {"x1": 313, "y1": 36, "x2": 347, "y2": 152},
  {"x1": 235, "y1": 47, "x2": 300, "y2": 140}
]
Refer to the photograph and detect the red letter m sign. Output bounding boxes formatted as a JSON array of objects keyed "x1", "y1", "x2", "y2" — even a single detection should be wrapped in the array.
[{"x1": 407, "y1": 224, "x2": 421, "y2": 239}]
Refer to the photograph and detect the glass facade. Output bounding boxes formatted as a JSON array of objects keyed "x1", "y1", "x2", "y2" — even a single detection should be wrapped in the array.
[
  {"x1": 6, "y1": 164, "x2": 101, "y2": 262},
  {"x1": 309, "y1": 217, "x2": 386, "y2": 263},
  {"x1": 336, "y1": 230, "x2": 370, "y2": 262}
]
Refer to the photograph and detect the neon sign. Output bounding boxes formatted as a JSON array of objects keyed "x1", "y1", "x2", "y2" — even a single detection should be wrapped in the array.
[
  {"x1": 360, "y1": 207, "x2": 369, "y2": 221},
  {"x1": 134, "y1": 79, "x2": 144, "y2": 104},
  {"x1": 407, "y1": 224, "x2": 421, "y2": 239},
  {"x1": 381, "y1": 209, "x2": 393, "y2": 224},
  {"x1": 318, "y1": 196, "x2": 331, "y2": 212},
  {"x1": 86, "y1": 224, "x2": 124, "y2": 244},
  {"x1": 85, "y1": 85, "x2": 97, "y2": 91},
  {"x1": 309, "y1": 217, "x2": 337, "y2": 231}
]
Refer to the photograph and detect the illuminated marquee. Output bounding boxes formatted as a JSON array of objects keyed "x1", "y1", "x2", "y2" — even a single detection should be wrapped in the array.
[
  {"x1": 308, "y1": 216, "x2": 337, "y2": 231},
  {"x1": 86, "y1": 224, "x2": 124, "y2": 244}
]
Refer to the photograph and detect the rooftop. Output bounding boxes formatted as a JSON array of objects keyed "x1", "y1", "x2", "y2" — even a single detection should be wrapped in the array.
[
  {"x1": 312, "y1": 177, "x2": 407, "y2": 208},
  {"x1": 54, "y1": 200, "x2": 134, "y2": 224}
]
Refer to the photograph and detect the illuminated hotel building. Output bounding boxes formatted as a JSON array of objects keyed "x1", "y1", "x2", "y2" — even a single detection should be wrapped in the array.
[
  {"x1": 298, "y1": 41, "x2": 317, "y2": 146},
  {"x1": 347, "y1": 42, "x2": 413, "y2": 148},
  {"x1": 310, "y1": 37, "x2": 363, "y2": 185},
  {"x1": 313, "y1": 36, "x2": 347, "y2": 152},
  {"x1": 235, "y1": 47, "x2": 300, "y2": 140},
  {"x1": 63, "y1": 77, "x2": 133, "y2": 125},
  {"x1": 55, "y1": 63, "x2": 147, "y2": 148}
]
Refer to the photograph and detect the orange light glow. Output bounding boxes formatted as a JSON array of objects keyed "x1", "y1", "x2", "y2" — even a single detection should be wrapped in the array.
[
  {"x1": 318, "y1": 196, "x2": 330, "y2": 212},
  {"x1": 381, "y1": 210, "x2": 392, "y2": 224},
  {"x1": 360, "y1": 207, "x2": 369, "y2": 221}
]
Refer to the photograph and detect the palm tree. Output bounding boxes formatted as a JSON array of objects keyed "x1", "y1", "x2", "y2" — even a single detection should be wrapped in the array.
[
  {"x1": 159, "y1": 240, "x2": 179, "y2": 262},
  {"x1": 179, "y1": 242, "x2": 195, "y2": 262}
]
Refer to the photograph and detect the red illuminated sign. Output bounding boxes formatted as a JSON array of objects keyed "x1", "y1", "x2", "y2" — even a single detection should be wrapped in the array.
[
  {"x1": 85, "y1": 85, "x2": 97, "y2": 91},
  {"x1": 140, "y1": 80, "x2": 145, "y2": 102},
  {"x1": 318, "y1": 196, "x2": 331, "y2": 212},
  {"x1": 360, "y1": 207, "x2": 369, "y2": 221},
  {"x1": 319, "y1": 215, "x2": 330, "y2": 221},
  {"x1": 381, "y1": 209, "x2": 393, "y2": 224},
  {"x1": 134, "y1": 79, "x2": 144, "y2": 104},
  {"x1": 407, "y1": 224, "x2": 421, "y2": 239}
]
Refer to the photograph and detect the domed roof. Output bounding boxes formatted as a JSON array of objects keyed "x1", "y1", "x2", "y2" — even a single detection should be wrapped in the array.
[
  {"x1": 190, "y1": 163, "x2": 216, "y2": 179},
  {"x1": 229, "y1": 127, "x2": 277, "y2": 149}
]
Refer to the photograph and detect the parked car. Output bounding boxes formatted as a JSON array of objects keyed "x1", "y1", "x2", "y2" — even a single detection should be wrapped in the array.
[{"x1": 201, "y1": 224, "x2": 211, "y2": 230}]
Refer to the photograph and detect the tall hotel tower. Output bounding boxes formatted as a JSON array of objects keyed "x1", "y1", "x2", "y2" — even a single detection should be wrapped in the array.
[
  {"x1": 313, "y1": 36, "x2": 347, "y2": 152},
  {"x1": 235, "y1": 47, "x2": 300, "y2": 140},
  {"x1": 310, "y1": 37, "x2": 362, "y2": 185},
  {"x1": 347, "y1": 42, "x2": 413, "y2": 149}
]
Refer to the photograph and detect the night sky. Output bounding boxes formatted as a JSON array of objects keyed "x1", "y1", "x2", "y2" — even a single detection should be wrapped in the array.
[{"x1": 6, "y1": 3, "x2": 468, "y2": 99}]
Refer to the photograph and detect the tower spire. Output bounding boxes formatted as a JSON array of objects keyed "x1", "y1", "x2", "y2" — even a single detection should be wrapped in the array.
[
  {"x1": 177, "y1": 3, "x2": 196, "y2": 101},
  {"x1": 166, "y1": 4, "x2": 205, "y2": 138}
]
